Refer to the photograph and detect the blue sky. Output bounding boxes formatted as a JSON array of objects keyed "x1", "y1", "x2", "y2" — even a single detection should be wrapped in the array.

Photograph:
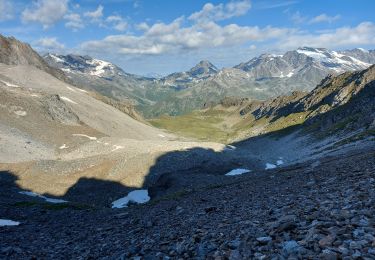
[{"x1": 1, "y1": 0, "x2": 375, "y2": 75}]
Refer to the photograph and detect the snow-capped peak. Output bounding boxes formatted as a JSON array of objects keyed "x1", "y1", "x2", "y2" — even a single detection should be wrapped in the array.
[
  {"x1": 44, "y1": 53, "x2": 119, "y2": 78},
  {"x1": 356, "y1": 48, "x2": 369, "y2": 53}
]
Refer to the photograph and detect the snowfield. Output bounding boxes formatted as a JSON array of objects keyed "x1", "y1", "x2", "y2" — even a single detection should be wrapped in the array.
[
  {"x1": 225, "y1": 168, "x2": 251, "y2": 176},
  {"x1": 112, "y1": 190, "x2": 150, "y2": 208},
  {"x1": 0, "y1": 219, "x2": 20, "y2": 226},
  {"x1": 19, "y1": 191, "x2": 68, "y2": 204}
]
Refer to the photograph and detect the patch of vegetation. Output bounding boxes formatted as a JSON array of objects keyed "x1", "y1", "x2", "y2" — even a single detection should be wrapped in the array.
[{"x1": 149, "y1": 111, "x2": 234, "y2": 143}]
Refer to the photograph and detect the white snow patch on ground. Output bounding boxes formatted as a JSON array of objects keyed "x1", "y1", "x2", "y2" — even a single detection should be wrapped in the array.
[
  {"x1": 158, "y1": 134, "x2": 166, "y2": 138},
  {"x1": 0, "y1": 219, "x2": 20, "y2": 226},
  {"x1": 59, "y1": 144, "x2": 68, "y2": 149},
  {"x1": 1, "y1": 80, "x2": 20, "y2": 88},
  {"x1": 72, "y1": 134, "x2": 97, "y2": 140},
  {"x1": 14, "y1": 110, "x2": 27, "y2": 116},
  {"x1": 76, "y1": 88, "x2": 88, "y2": 93},
  {"x1": 30, "y1": 94, "x2": 39, "y2": 97},
  {"x1": 276, "y1": 160, "x2": 284, "y2": 165},
  {"x1": 112, "y1": 190, "x2": 150, "y2": 208},
  {"x1": 61, "y1": 68, "x2": 73, "y2": 73},
  {"x1": 225, "y1": 168, "x2": 251, "y2": 176},
  {"x1": 66, "y1": 86, "x2": 77, "y2": 92},
  {"x1": 286, "y1": 72, "x2": 294, "y2": 77},
  {"x1": 265, "y1": 163, "x2": 277, "y2": 170},
  {"x1": 19, "y1": 191, "x2": 68, "y2": 204},
  {"x1": 112, "y1": 145, "x2": 124, "y2": 152},
  {"x1": 224, "y1": 145, "x2": 236, "y2": 151},
  {"x1": 61, "y1": 96, "x2": 78, "y2": 105}
]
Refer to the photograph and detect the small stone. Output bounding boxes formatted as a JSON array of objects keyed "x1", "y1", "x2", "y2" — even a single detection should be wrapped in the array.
[
  {"x1": 321, "y1": 249, "x2": 338, "y2": 260},
  {"x1": 319, "y1": 235, "x2": 335, "y2": 247},
  {"x1": 229, "y1": 249, "x2": 241, "y2": 260},
  {"x1": 204, "y1": 207, "x2": 217, "y2": 213},
  {"x1": 349, "y1": 241, "x2": 363, "y2": 250},
  {"x1": 338, "y1": 246, "x2": 349, "y2": 255},
  {"x1": 282, "y1": 240, "x2": 301, "y2": 255},
  {"x1": 256, "y1": 236, "x2": 272, "y2": 244},
  {"x1": 352, "y1": 250, "x2": 362, "y2": 259},
  {"x1": 228, "y1": 239, "x2": 241, "y2": 249},
  {"x1": 277, "y1": 221, "x2": 297, "y2": 232}
]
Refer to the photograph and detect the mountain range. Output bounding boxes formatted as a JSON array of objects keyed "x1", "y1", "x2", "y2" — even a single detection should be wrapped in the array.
[{"x1": 44, "y1": 46, "x2": 375, "y2": 117}]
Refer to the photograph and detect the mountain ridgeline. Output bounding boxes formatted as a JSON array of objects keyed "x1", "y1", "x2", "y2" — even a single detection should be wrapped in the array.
[{"x1": 44, "y1": 47, "x2": 375, "y2": 118}]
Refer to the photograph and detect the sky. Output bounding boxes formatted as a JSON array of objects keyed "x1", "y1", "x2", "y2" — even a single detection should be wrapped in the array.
[{"x1": 0, "y1": 0, "x2": 375, "y2": 76}]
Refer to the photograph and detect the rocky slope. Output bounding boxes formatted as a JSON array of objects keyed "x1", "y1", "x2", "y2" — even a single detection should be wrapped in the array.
[
  {"x1": 1, "y1": 146, "x2": 374, "y2": 259},
  {"x1": 0, "y1": 35, "x2": 68, "y2": 83}
]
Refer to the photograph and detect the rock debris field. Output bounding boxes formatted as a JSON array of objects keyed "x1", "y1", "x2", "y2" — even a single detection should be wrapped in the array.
[{"x1": 0, "y1": 148, "x2": 375, "y2": 259}]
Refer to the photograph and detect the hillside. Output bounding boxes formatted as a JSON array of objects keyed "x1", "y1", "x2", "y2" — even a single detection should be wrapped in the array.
[
  {"x1": 0, "y1": 35, "x2": 68, "y2": 83},
  {"x1": 151, "y1": 65, "x2": 375, "y2": 144}
]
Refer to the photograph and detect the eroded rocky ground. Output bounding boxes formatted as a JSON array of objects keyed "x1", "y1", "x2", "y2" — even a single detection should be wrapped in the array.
[{"x1": 0, "y1": 147, "x2": 375, "y2": 259}]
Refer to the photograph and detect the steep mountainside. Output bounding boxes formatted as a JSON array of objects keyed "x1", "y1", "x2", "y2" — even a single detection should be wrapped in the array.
[
  {"x1": 0, "y1": 35, "x2": 68, "y2": 82},
  {"x1": 44, "y1": 47, "x2": 374, "y2": 117}
]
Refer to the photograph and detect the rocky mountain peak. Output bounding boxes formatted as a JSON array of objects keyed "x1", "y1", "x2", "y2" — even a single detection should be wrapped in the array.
[{"x1": 189, "y1": 60, "x2": 218, "y2": 77}]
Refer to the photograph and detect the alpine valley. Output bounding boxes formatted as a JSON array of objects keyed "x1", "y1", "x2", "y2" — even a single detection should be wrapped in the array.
[{"x1": 0, "y1": 32, "x2": 375, "y2": 259}]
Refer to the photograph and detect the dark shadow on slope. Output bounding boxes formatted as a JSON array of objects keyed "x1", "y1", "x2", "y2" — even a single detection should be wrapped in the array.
[{"x1": 1, "y1": 76, "x2": 374, "y2": 208}]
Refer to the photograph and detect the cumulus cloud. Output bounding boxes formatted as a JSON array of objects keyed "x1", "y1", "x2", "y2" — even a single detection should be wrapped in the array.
[
  {"x1": 81, "y1": 17, "x2": 291, "y2": 55},
  {"x1": 279, "y1": 22, "x2": 375, "y2": 49},
  {"x1": 0, "y1": 0, "x2": 13, "y2": 21},
  {"x1": 106, "y1": 15, "x2": 128, "y2": 31},
  {"x1": 84, "y1": 5, "x2": 104, "y2": 21},
  {"x1": 309, "y1": 13, "x2": 341, "y2": 24},
  {"x1": 189, "y1": 0, "x2": 251, "y2": 22},
  {"x1": 21, "y1": 0, "x2": 69, "y2": 29},
  {"x1": 34, "y1": 37, "x2": 65, "y2": 52},
  {"x1": 65, "y1": 13, "x2": 84, "y2": 31}
]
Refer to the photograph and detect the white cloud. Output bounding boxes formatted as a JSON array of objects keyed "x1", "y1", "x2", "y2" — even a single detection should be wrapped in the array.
[
  {"x1": 34, "y1": 37, "x2": 65, "y2": 52},
  {"x1": 136, "y1": 22, "x2": 149, "y2": 31},
  {"x1": 106, "y1": 15, "x2": 128, "y2": 31},
  {"x1": 84, "y1": 5, "x2": 103, "y2": 21},
  {"x1": 65, "y1": 13, "x2": 84, "y2": 31},
  {"x1": 21, "y1": 0, "x2": 69, "y2": 29},
  {"x1": 189, "y1": 0, "x2": 251, "y2": 22},
  {"x1": 81, "y1": 17, "x2": 291, "y2": 55},
  {"x1": 279, "y1": 22, "x2": 375, "y2": 49},
  {"x1": 0, "y1": 0, "x2": 13, "y2": 21},
  {"x1": 256, "y1": 1, "x2": 298, "y2": 9},
  {"x1": 290, "y1": 11, "x2": 307, "y2": 24},
  {"x1": 309, "y1": 13, "x2": 340, "y2": 24}
]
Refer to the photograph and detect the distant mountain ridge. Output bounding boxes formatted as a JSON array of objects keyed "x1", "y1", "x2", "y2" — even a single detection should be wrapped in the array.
[{"x1": 43, "y1": 45, "x2": 375, "y2": 118}]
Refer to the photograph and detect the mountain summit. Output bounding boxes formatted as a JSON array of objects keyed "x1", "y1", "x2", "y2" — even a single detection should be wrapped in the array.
[{"x1": 189, "y1": 60, "x2": 218, "y2": 77}]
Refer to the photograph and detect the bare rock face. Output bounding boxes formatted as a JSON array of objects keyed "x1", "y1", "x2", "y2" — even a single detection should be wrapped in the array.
[
  {"x1": 0, "y1": 34, "x2": 68, "y2": 82},
  {"x1": 41, "y1": 95, "x2": 80, "y2": 125}
]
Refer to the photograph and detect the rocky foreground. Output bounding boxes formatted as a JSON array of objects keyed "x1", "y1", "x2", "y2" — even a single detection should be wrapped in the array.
[{"x1": 1, "y1": 147, "x2": 375, "y2": 259}]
